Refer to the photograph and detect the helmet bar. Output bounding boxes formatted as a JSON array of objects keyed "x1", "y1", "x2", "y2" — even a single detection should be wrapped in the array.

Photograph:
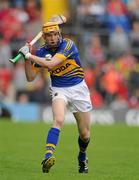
[{"x1": 42, "y1": 22, "x2": 60, "y2": 34}]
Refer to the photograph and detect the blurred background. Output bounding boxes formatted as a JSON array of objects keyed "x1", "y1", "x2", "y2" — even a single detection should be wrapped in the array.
[{"x1": 0, "y1": 0, "x2": 139, "y2": 125}]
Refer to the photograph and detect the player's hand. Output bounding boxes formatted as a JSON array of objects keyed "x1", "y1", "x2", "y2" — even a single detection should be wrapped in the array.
[
  {"x1": 26, "y1": 42, "x2": 33, "y2": 53},
  {"x1": 19, "y1": 45, "x2": 31, "y2": 60},
  {"x1": 19, "y1": 45, "x2": 29, "y2": 55}
]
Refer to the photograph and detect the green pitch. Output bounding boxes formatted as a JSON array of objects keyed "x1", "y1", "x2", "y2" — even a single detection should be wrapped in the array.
[{"x1": 0, "y1": 120, "x2": 139, "y2": 180}]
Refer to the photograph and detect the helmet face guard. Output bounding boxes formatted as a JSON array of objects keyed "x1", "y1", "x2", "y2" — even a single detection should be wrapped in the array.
[{"x1": 42, "y1": 22, "x2": 62, "y2": 48}]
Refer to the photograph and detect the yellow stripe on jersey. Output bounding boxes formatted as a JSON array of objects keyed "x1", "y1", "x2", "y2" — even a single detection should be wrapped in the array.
[
  {"x1": 72, "y1": 75, "x2": 84, "y2": 78},
  {"x1": 45, "y1": 150, "x2": 53, "y2": 154},
  {"x1": 55, "y1": 51, "x2": 73, "y2": 61},
  {"x1": 67, "y1": 59, "x2": 80, "y2": 67},
  {"x1": 63, "y1": 67, "x2": 83, "y2": 76},
  {"x1": 49, "y1": 59, "x2": 84, "y2": 77},
  {"x1": 40, "y1": 43, "x2": 46, "y2": 48},
  {"x1": 55, "y1": 53, "x2": 67, "y2": 60},
  {"x1": 66, "y1": 41, "x2": 73, "y2": 51},
  {"x1": 66, "y1": 71, "x2": 84, "y2": 77},
  {"x1": 64, "y1": 39, "x2": 73, "y2": 51},
  {"x1": 67, "y1": 51, "x2": 73, "y2": 58},
  {"x1": 46, "y1": 144, "x2": 56, "y2": 149}
]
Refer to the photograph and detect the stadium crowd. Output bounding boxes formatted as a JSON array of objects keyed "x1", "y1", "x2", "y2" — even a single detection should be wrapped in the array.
[{"x1": 0, "y1": 0, "x2": 139, "y2": 109}]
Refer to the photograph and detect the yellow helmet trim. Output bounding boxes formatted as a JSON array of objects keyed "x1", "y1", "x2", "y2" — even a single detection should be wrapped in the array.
[{"x1": 42, "y1": 22, "x2": 60, "y2": 33}]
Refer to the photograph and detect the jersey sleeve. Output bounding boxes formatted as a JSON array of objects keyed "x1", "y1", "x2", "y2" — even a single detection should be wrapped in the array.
[
  {"x1": 35, "y1": 48, "x2": 44, "y2": 57},
  {"x1": 31, "y1": 49, "x2": 43, "y2": 67},
  {"x1": 55, "y1": 39, "x2": 77, "y2": 60}
]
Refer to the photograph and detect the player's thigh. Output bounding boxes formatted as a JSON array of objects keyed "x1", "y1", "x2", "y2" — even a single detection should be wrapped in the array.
[
  {"x1": 52, "y1": 98, "x2": 67, "y2": 124},
  {"x1": 73, "y1": 111, "x2": 91, "y2": 138}
]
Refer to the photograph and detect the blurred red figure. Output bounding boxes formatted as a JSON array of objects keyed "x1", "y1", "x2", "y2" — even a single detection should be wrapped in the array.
[
  {"x1": 25, "y1": 0, "x2": 41, "y2": 22},
  {"x1": 101, "y1": 62, "x2": 128, "y2": 103},
  {"x1": 84, "y1": 67, "x2": 95, "y2": 89},
  {"x1": 0, "y1": 66, "x2": 12, "y2": 96},
  {"x1": 102, "y1": 64, "x2": 120, "y2": 95},
  {"x1": 107, "y1": 0, "x2": 130, "y2": 32},
  {"x1": 0, "y1": 0, "x2": 28, "y2": 42},
  {"x1": 107, "y1": 0, "x2": 127, "y2": 16},
  {"x1": 90, "y1": 88, "x2": 104, "y2": 108}
]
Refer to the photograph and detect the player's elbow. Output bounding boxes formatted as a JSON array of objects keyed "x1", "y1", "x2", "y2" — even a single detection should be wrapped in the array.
[
  {"x1": 26, "y1": 75, "x2": 35, "y2": 82},
  {"x1": 46, "y1": 63, "x2": 55, "y2": 70},
  {"x1": 26, "y1": 78, "x2": 34, "y2": 82},
  {"x1": 47, "y1": 65, "x2": 53, "y2": 70},
  {"x1": 27, "y1": 79, "x2": 33, "y2": 82},
  {"x1": 45, "y1": 56, "x2": 62, "y2": 69}
]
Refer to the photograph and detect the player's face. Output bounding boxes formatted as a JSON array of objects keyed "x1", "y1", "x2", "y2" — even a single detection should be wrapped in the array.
[{"x1": 43, "y1": 31, "x2": 60, "y2": 48}]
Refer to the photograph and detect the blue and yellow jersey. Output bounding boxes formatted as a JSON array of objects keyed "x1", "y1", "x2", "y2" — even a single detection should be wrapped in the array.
[{"x1": 35, "y1": 38, "x2": 84, "y2": 87}]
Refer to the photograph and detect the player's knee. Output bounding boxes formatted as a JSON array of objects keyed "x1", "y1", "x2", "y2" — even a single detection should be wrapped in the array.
[
  {"x1": 53, "y1": 116, "x2": 64, "y2": 129},
  {"x1": 81, "y1": 136, "x2": 90, "y2": 143},
  {"x1": 80, "y1": 131, "x2": 90, "y2": 142}
]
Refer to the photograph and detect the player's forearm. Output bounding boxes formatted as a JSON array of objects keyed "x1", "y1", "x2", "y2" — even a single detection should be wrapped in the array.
[
  {"x1": 19, "y1": 45, "x2": 63, "y2": 69},
  {"x1": 29, "y1": 54, "x2": 49, "y2": 67},
  {"x1": 29, "y1": 54, "x2": 63, "y2": 69},
  {"x1": 24, "y1": 60, "x2": 38, "y2": 82}
]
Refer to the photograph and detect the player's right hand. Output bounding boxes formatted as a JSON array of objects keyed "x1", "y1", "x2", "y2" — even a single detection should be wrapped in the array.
[
  {"x1": 25, "y1": 42, "x2": 33, "y2": 53},
  {"x1": 19, "y1": 45, "x2": 31, "y2": 60}
]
